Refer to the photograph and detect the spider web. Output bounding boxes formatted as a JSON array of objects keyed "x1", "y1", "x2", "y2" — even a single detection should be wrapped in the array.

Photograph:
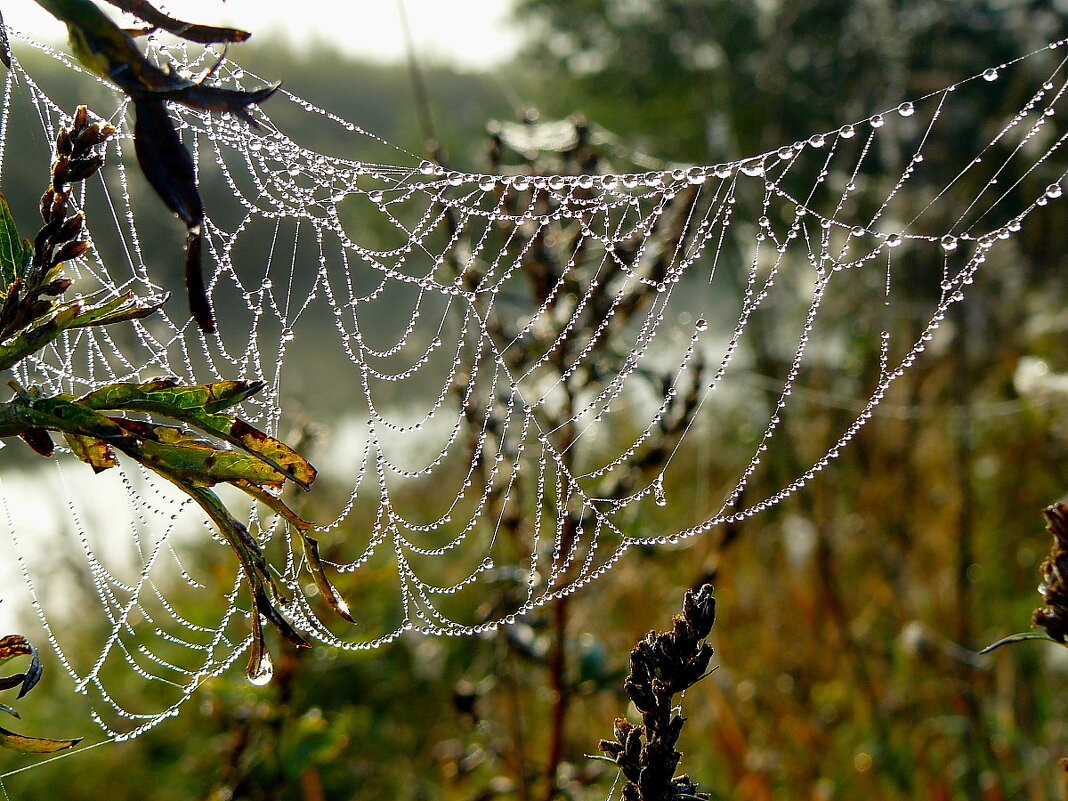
[{"x1": 0, "y1": 28, "x2": 1066, "y2": 741}]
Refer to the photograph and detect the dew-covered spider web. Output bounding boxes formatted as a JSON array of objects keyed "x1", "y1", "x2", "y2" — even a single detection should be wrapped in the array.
[{"x1": 1, "y1": 26, "x2": 1067, "y2": 742}]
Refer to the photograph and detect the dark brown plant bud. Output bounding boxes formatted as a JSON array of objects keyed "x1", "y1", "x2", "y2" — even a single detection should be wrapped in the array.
[
  {"x1": 39, "y1": 189, "x2": 56, "y2": 224},
  {"x1": 55, "y1": 127, "x2": 73, "y2": 158},
  {"x1": 51, "y1": 154, "x2": 69, "y2": 187},
  {"x1": 62, "y1": 156, "x2": 105, "y2": 184},
  {"x1": 74, "y1": 123, "x2": 115, "y2": 152},
  {"x1": 50, "y1": 239, "x2": 90, "y2": 267},
  {"x1": 55, "y1": 213, "x2": 84, "y2": 243},
  {"x1": 40, "y1": 279, "x2": 72, "y2": 297},
  {"x1": 34, "y1": 218, "x2": 63, "y2": 260},
  {"x1": 73, "y1": 105, "x2": 88, "y2": 131}
]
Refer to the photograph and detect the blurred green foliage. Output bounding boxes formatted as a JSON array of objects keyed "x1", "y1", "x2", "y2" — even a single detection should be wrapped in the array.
[{"x1": 5, "y1": 3, "x2": 1068, "y2": 801}]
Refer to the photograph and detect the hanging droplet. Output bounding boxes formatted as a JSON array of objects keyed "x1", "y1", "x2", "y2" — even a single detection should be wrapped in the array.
[
  {"x1": 695, "y1": 318, "x2": 709, "y2": 332},
  {"x1": 479, "y1": 176, "x2": 497, "y2": 192},
  {"x1": 886, "y1": 233, "x2": 903, "y2": 248},
  {"x1": 513, "y1": 176, "x2": 531, "y2": 190},
  {"x1": 777, "y1": 146, "x2": 795, "y2": 161},
  {"x1": 653, "y1": 479, "x2": 667, "y2": 507},
  {"x1": 368, "y1": 190, "x2": 384, "y2": 204},
  {"x1": 714, "y1": 164, "x2": 732, "y2": 178},
  {"x1": 1008, "y1": 218, "x2": 1022, "y2": 232},
  {"x1": 851, "y1": 225, "x2": 865, "y2": 237},
  {"x1": 686, "y1": 167, "x2": 707, "y2": 185},
  {"x1": 247, "y1": 650, "x2": 274, "y2": 686},
  {"x1": 940, "y1": 234, "x2": 958, "y2": 251},
  {"x1": 809, "y1": 134, "x2": 826, "y2": 148},
  {"x1": 419, "y1": 160, "x2": 436, "y2": 174},
  {"x1": 982, "y1": 68, "x2": 999, "y2": 82},
  {"x1": 1046, "y1": 183, "x2": 1063, "y2": 199},
  {"x1": 869, "y1": 114, "x2": 885, "y2": 128},
  {"x1": 897, "y1": 102, "x2": 915, "y2": 117},
  {"x1": 839, "y1": 124, "x2": 856, "y2": 139}
]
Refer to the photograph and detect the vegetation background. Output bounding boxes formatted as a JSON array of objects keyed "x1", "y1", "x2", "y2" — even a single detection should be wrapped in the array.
[{"x1": 4, "y1": 2, "x2": 1068, "y2": 800}]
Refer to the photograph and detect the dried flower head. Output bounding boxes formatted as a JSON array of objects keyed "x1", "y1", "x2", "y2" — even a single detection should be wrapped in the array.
[
  {"x1": 598, "y1": 584, "x2": 716, "y2": 801},
  {"x1": 1033, "y1": 503, "x2": 1068, "y2": 642}
]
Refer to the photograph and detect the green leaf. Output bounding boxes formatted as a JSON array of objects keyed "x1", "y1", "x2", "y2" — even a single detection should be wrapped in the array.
[
  {"x1": 0, "y1": 305, "x2": 80, "y2": 371},
  {"x1": 0, "y1": 195, "x2": 32, "y2": 293},
  {"x1": 81, "y1": 380, "x2": 316, "y2": 488},
  {"x1": 66, "y1": 291, "x2": 164, "y2": 328},
  {"x1": 0, "y1": 726, "x2": 81, "y2": 754},
  {"x1": 126, "y1": 426, "x2": 291, "y2": 487},
  {"x1": 297, "y1": 531, "x2": 355, "y2": 624}
]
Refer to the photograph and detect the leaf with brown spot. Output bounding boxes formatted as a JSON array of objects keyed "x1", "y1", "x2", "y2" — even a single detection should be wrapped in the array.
[{"x1": 62, "y1": 432, "x2": 117, "y2": 472}]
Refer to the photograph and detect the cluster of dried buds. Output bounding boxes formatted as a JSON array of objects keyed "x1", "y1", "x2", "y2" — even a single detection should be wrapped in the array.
[
  {"x1": 599, "y1": 584, "x2": 716, "y2": 801},
  {"x1": 0, "y1": 106, "x2": 115, "y2": 341},
  {"x1": 1033, "y1": 503, "x2": 1068, "y2": 642}
]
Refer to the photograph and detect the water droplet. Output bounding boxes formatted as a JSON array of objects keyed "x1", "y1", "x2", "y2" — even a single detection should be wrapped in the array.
[
  {"x1": 419, "y1": 160, "x2": 436, "y2": 174},
  {"x1": 479, "y1": 176, "x2": 497, "y2": 192},
  {"x1": 940, "y1": 235, "x2": 958, "y2": 251},
  {"x1": 740, "y1": 159, "x2": 765, "y2": 177},
  {"x1": 653, "y1": 479, "x2": 667, "y2": 507},
  {"x1": 695, "y1": 318, "x2": 708, "y2": 332},
  {"x1": 839, "y1": 124, "x2": 856, "y2": 139},
  {"x1": 513, "y1": 176, "x2": 530, "y2": 190},
  {"x1": 808, "y1": 134, "x2": 826, "y2": 148},
  {"x1": 368, "y1": 190, "x2": 384, "y2": 204},
  {"x1": 777, "y1": 146, "x2": 795, "y2": 160},
  {"x1": 686, "y1": 167, "x2": 706, "y2": 185},
  {"x1": 1008, "y1": 218, "x2": 1022, "y2": 232},
  {"x1": 1046, "y1": 183, "x2": 1063, "y2": 199},
  {"x1": 577, "y1": 174, "x2": 594, "y2": 189},
  {"x1": 851, "y1": 225, "x2": 865, "y2": 237},
  {"x1": 248, "y1": 651, "x2": 274, "y2": 686},
  {"x1": 714, "y1": 164, "x2": 732, "y2": 178},
  {"x1": 897, "y1": 102, "x2": 915, "y2": 117},
  {"x1": 886, "y1": 233, "x2": 903, "y2": 248},
  {"x1": 982, "y1": 68, "x2": 999, "y2": 82},
  {"x1": 869, "y1": 114, "x2": 885, "y2": 128}
]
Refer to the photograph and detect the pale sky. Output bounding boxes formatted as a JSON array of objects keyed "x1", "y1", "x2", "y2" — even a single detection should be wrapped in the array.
[{"x1": 3, "y1": 0, "x2": 522, "y2": 69}]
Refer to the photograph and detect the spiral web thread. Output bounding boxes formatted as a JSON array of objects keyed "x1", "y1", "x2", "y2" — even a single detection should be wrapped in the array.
[{"x1": 0, "y1": 28, "x2": 1066, "y2": 741}]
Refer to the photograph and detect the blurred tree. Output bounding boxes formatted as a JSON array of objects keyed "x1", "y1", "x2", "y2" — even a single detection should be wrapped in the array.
[{"x1": 513, "y1": 0, "x2": 1068, "y2": 162}]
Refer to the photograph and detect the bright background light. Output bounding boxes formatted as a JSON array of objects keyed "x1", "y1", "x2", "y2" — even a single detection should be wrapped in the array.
[{"x1": 3, "y1": 0, "x2": 521, "y2": 69}]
